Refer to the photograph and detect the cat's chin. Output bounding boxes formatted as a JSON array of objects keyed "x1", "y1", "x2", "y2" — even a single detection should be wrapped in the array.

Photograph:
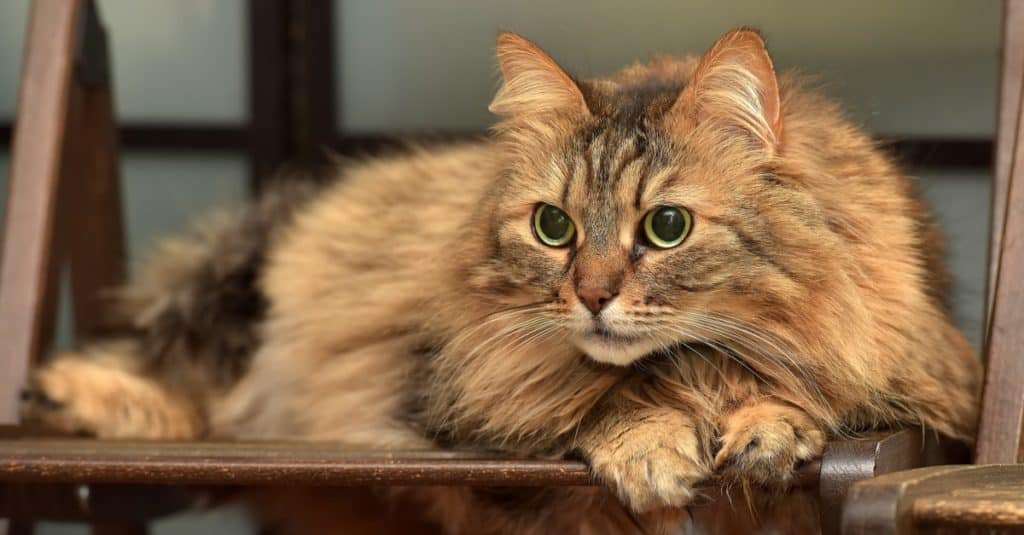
[{"x1": 573, "y1": 333, "x2": 657, "y2": 366}]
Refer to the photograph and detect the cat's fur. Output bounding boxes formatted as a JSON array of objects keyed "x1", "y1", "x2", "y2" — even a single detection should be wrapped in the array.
[{"x1": 23, "y1": 30, "x2": 981, "y2": 533}]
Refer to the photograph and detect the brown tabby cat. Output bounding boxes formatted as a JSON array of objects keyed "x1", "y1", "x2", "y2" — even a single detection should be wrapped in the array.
[{"x1": 23, "y1": 29, "x2": 981, "y2": 533}]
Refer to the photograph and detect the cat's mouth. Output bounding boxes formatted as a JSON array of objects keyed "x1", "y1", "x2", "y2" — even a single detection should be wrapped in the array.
[
  {"x1": 586, "y1": 324, "x2": 638, "y2": 346},
  {"x1": 573, "y1": 323, "x2": 655, "y2": 366}
]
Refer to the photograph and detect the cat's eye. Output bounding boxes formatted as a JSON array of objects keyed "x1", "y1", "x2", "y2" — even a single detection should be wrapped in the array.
[
  {"x1": 643, "y1": 206, "x2": 692, "y2": 249},
  {"x1": 533, "y1": 204, "x2": 576, "y2": 247}
]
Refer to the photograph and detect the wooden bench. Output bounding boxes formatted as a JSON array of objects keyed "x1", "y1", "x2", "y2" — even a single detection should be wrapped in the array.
[{"x1": 0, "y1": 1, "x2": 1015, "y2": 534}]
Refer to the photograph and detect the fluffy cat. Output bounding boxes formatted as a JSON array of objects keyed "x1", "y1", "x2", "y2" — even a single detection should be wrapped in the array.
[{"x1": 23, "y1": 29, "x2": 981, "y2": 534}]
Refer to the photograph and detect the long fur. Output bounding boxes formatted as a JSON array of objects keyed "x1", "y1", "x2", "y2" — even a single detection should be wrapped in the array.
[{"x1": 23, "y1": 30, "x2": 980, "y2": 534}]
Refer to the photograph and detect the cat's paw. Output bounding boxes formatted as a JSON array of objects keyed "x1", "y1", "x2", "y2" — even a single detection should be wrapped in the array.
[
  {"x1": 582, "y1": 410, "x2": 709, "y2": 512},
  {"x1": 21, "y1": 355, "x2": 201, "y2": 439},
  {"x1": 714, "y1": 401, "x2": 824, "y2": 487}
]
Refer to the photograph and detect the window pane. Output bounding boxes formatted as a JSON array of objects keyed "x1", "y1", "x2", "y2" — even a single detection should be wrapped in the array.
[
  {"x1": 0, "y1": 150, "x2": 246, "y2": 353},
  {"x1": 120, "y1": 151, "x2": 247, "y2": 258},
  {"x1": 335, "y1": 0, "x2": 999, "y2": 137},
  {"x1": 917, "y1": 170, "x2": 992, "y2": 348},
  {"x1": 0, "y1": 0, "x2": 246, "y2": 122},
  {"x1": 0, "y1": 0, "x2": 30, "y2": 119}
]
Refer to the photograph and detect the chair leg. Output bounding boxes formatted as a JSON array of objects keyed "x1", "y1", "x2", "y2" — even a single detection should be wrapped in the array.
[
  {"x1": 1, "y1": 1, "x2": 128, "y2": 531},
  {"x1": 63, "y1": 0, "x2": 126, "y2": 339},
  {"x1": 990, "y1": 0, "x2": 1024, "y2": 319},
  {"x1": 0, "y1": 0, "x2": 88, "y2": 424}
]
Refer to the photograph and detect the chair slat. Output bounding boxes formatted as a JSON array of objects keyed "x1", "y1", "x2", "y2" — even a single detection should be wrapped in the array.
[
  {"x1": 65, "y1": 0, "x2": 126, "y2": 339},
  {"x1": 0, "y1": 435, "x2": 833, "y2": 488},
  {"x1": 990, "y1": 0, "x2": 1024, "y2": 317},
  {"x1": 0, "y1": 0, "x2": 88, "y2": 424},
  {"x1": 0, "y1": 437, "x2": 593, "y2": 487},
  {"x1": 977, "y1": 2, "x2": 1024, "y2": 464},
  {"x1": 843, "y1": 464, "x2": 1024, "y2": 534}
]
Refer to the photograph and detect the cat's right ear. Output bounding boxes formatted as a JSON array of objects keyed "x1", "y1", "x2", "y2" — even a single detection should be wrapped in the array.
[{"x1": 489, "y1": 33, "x2": 590, "y2": 118}]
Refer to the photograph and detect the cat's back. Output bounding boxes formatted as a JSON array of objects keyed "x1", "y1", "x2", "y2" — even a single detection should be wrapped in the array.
[
  {"x1": 110, "y1": 141, "x2": 498, "y2": 392},
  {"x1": 261, "y1": 141, "x2": 501, "y2": 339}
]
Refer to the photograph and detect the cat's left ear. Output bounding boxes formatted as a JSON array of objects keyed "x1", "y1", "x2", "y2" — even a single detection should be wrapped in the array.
[
  {"x1": 489, "y1": 33, "x2": 590, "y2": 118},
  {"x1": 670, "y1": 29, "x2": 782, "y2": 152}
]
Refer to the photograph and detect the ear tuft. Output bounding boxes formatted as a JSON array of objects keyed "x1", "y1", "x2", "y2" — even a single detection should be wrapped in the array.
[
  {"x1": 489, "y1": 33, "x2": 590, "y2": 118},
  {"x1": 674, "y1": 29, "x2": 782, "y2": 150}
]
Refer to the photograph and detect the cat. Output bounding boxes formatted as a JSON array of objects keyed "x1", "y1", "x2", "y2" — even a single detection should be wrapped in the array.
[{"x1": 22, "y1": 29, "x2": 981, "y2": 534}]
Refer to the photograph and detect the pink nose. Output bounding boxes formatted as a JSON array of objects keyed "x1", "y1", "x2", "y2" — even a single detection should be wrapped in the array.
[{"x1": 577, "y1": 285, "x2": 617, "y2": 315}]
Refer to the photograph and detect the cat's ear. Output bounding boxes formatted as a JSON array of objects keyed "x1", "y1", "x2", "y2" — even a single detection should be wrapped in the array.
[
  {"x1": 489, "y1": 33, "x2": 590, "y2": 118},
  {"x1": 671, "y1": 29, "x2": 782, "y2": 151}
]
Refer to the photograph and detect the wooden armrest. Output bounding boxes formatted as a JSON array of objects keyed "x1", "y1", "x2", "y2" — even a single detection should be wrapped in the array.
[
  {"x1": 842, "y1": 464, "x2": 1024, "y2": 534},
  {"x1": 817, "y1": 429, "x2": 969, "y2": 534},
  {"x1": 0, "y1": 437, "x2": 594, "y2": 487},
  {"x1": 0, "y1": 426, "x2": 965, "y2": 531}
]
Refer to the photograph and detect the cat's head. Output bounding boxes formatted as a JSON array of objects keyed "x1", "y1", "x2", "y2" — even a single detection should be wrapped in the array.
[{"x1": 470, "y1": 29, "x2": 841, "y2": 366}]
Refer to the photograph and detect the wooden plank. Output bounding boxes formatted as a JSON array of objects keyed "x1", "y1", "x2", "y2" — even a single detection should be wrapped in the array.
[
  {"x1": 817, "y1": 429, "x2": 968, "y2": 535},
  {"x1": 0, "y1": 435, "x2": 831, "y2": 489},
  {"x1": 0, "y1": 438, "x2": 593, "y2": 487},
  {"x1": 0, "y1": 0, "x2": 85, "y2": 423},
  {"x1": 0, "y1": 430, "x2": 970, "y2": 532},
  {"x1": 0, "y1": 122, "x2": 1000, "y2": 168},
  {"x1": 247, "y1": 0, "x2": 289, "y2": 191},
  {"x1": 64, "y1": 1, "x2": 126, "y2": 339},
  {"x1": 842, "y1": 464, "x2": 1024, "y2": 534},
  {"x1": 290, "y1": 0, "x2": 337, "y2": 168},
  {"x1": 990, "y1": 0, "x2": 1024, "y2": 319},
  {"x1": 0, "y1": 124, "x2": 243, "y2": 151},
  {"x1": 66, "y1": 85, "x2": 127, "y2": 338},
  {"x1": 976, "y1": 38, "x2": 1024, "y2": 463}
]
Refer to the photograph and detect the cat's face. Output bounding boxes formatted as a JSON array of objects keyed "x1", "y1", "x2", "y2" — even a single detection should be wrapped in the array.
[{"x1": 474, "y1": 31, "x2": 821, "y2": 366}]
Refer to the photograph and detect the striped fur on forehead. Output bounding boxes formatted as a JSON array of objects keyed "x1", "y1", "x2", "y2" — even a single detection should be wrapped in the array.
[{"x1": 559, "y1": 116, "x2": 677, "y2": 243}]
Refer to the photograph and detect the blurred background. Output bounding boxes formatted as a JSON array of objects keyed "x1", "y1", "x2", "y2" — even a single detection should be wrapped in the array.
[{"x1": 0, "y1": 1, "x2": 1001, "y2": 533}]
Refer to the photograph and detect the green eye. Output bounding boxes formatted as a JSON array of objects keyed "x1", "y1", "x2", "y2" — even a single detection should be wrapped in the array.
[
  {"x1": 533, "y1": 204, "x2": 576, "y2": 247},
  {"x1": 643, "y1": 206, "x2": 692, "y2": 248}
]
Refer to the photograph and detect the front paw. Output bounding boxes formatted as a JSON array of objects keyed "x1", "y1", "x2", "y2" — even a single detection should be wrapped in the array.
[
  {"x1": 581, "y1": 410, "x2": 709, "y2": 512},
  {"x1": 714, "y1": 401, "x2": 824, "y2": 487},
  {"x1": 21, "y1": 357, "x2": 104, "y2": 436},
  {"x1": 21, "y1": 355, "x2": 201, "y2": 439}
]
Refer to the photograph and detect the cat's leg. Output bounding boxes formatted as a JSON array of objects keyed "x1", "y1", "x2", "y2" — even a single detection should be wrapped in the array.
[
  {"x1": 21, "y1": 342, "x2": 203, "y2": 439},
  {"x1": 576, "y1": 403, "x2": 711, "y2": 513},
  {"x1": 713, "y1": 399, "x2": 825, "y2": 487}
]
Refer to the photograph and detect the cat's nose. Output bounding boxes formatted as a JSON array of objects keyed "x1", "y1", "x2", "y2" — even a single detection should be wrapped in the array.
[{"x1": 577, "y1": 285, "x2": 617, "y2": 315}]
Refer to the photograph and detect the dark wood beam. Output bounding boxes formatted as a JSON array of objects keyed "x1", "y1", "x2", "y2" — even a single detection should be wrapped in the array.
[
  {"x1": 246, "y1": 0, "x2": 337, "y2": 192},
  {"x1": 247, "y1": 0, "x2": 289, "y2": 189},
  {"x1": 0, "y1": 123, "x2": 995, "y2": 169},
  {"x1": 881, "y1": 138, "x2": 993, "y2": 170},
  {"x1": 290, "y1": 0, "x2": 337, "y2": 168},
  {"x1": 0, "y1": 124, "x2": 242, "y2": 152}
]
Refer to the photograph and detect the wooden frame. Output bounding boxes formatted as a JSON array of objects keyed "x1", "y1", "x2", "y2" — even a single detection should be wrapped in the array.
[
  {"x1": 0, "y1": 0, "x2": 124, "y2": 425},
  {"x1": 843, "y1": 464, "x2": 1024, "y2": 534},
  {"x1": 0, "y1": 428, "x2": 963, "y2": 534},
  {"x1": 0, "y1": 0, "x2": 996, "y2": 175},
  {"x1": 840, "y1": 1, "x2": 1024, "y2": 532},
  {"x1": 0, "y1": 1, "x2": 1003, "y2": 534}
]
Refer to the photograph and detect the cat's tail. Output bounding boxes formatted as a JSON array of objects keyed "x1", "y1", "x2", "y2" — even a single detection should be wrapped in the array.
[{"x1": 21, "y1": 176, "x2": 323, "y2": 438}]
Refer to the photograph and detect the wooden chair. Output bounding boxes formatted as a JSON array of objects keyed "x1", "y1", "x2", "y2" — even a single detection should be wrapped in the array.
[
  {"x1": 0, "y1": 1, "x2": 993, "y2": 534},
  {"x1": 840, "y1": 2, "x2": 1024, "y2": 533}
]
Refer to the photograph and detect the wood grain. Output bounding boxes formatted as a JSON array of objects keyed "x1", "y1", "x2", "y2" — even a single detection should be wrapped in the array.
[
  {"x1": 977, "y1": 14, "x2": 1024, "y2": 462},
  {"x1": 0, "y1": 427, "x2": 969, "y2": 534},
  {"x1": 818, "y1": 429, "x2": 968, "y2": 535},
  {"x1": 991, "y1": 0, "x2": 1024, "y2": 318},
  {"x1": 65, "y1": 4, "x2": 126, "y2": 340},
  {"x1": 0, "y1": 0, "x2": 85, "y2": 423},
  {"x1": 0, "y1": 437, "x2": 595, "y2": 487},
  {"x1": 247, "y1": 0, "x2": 289, "y2": 191},
  {"x1": 843, "y1": 464, "x2": 1024, "y2": 534}
]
